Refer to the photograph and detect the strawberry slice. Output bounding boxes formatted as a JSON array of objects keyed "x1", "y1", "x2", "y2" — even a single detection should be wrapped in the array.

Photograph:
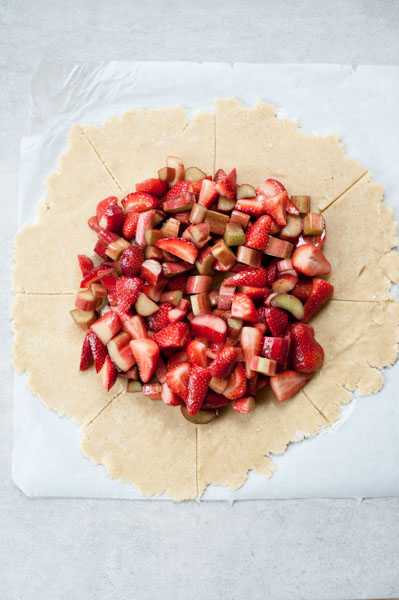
[
  {"x1": 286, "y1": 197, "x2": 300, "y2": 216},
  {"x1": 198, "y1": 179, "x2": 219, "y2": 207},
  {"x1": 129, "y1": 338, "x2": 160, "y2": 382},
  {"x1": 122, "y1": 192, "x2": 160, "y2": 213},
  {"x1": 122, "y1": 212, "x2": 140, "y2": 239},
  {"x1": 245, "y1": 215, "x2": 272, "y2": 251},
  {"x1": 215, "y1": 168, "x2": 236, "y2": 200},
  {"x1": 136, "y1": 178, "x2": 169, "y2": 198},
  {"x1": 270, "y1": 370, "x2": 312, "y2": 402},
  {"x1": 87, "y1": 331, "x2": 108, "y2": 373},
  {"x1": 264, "y1": 307, "x2": 288, "y2": 337},
  {"x1": 116, "y1": 276, "x2": 143, "y2": 313},
  {"x1": 167, "y1": 274, "x2": 188, "y2": 292},
  {"x1": 156, "y1": 238, "x2": 198, "y2": 264},
  {"x1": 152, "y1": 321, "x2": 190, "y2": 348},
  {"x1": 302, "y1": 278, "x2": 334, "y2": 323},
  {"x1": 166, "y1": 361, "x2": 190, "y2": 400},
  {"x1": 77, "y1": 255, "x2": 94, "y2": 277},
  {"x1": 167, "y1": 350, "x2": 189, "y2": 370},
  {"x1": 93, "y1": 238, "x2": 107, "y2": 259},
  {"x1": 202, "y1": 392, "x2": 230, "y2": 409},
  {"x1": 99, "y1": 356, "x2": 118, "y2": 391},
  {"x1": 163, "y1": 181, "x2": 193, "y2": 203},
  {"x1": 240, "y1": 327, "x2": 263, "y2": 378},
  {"x1": 231, "y1": 293, "x2": 257, "y2": 322},
  {"x1": 223, "y1": 363, "x2": 246, "y2": 400},
  {"x1": 289, "y1": 323, "x2": 324, "y2": 373},
  {"x1": 261, "y1": 192, "x2": 288, "y2": 226},
  {"x1": 292, "y1": 277, "x2": 313, "y2": 303},
  {"x1": 190, "y1": 314, "x2": 227, "y2": 344},
  {"x1": 79, "y1": 333, "x2": 93, "y2": 371},
  {"x1": 161, "y1": 382, "x2": 183, "y2": 406},
  {"x1": 96, "y1": 196, "x2": 118, "y2": 220},
  {"x1": 213, "y1": 168, "x2": 226, "y2": 182},
  {"x1": 187, "y1": 338, "x2": 208, "y2": 367},
  {"x1": 120, "y1": 246, "x2": 144, "y2": 277},
  {"x1": 208, "y1": 346, "x2": 237, "y2": 378},
  {"x1": 232, "y1": 397, "x2": 256, "y2": 414},
  {"x1": 256, "y1": 179, "x2": 286, "y2": 197},
  {"x1": 238, "y1": 286, "x2": 268, "y2": 301},
  {"x1": 98, "y1": 203, "x2": 124, "y2": 233},
  {"x1": 292, "y1": 244, "x2": 332, "y2": 277},
  {"x1": 235, "y1": 198, "x2": 265, "y2": 217},
  {"x1": 88, "y1": 215, "x2": 101, "y2": 233},
  {"x1": 186, "y1": 365, "x2": 212, "y2": 415},
  {"x1": 265, "y1": 260, "x2": 278, "y2": 286},
  {"x1": 122, "y1": 314, "x2": 148, "y2": 339},
  {"x1": 223, "y1": 267, "x2": 267, "y2": 287},
  {"x1": 147, "y1": 303, "x2": 173, "y2": 332}
]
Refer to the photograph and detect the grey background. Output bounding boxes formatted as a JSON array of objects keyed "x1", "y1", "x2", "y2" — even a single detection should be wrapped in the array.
[{"x1": 1, "y1": 1, "x2": 399, "y2": 599}]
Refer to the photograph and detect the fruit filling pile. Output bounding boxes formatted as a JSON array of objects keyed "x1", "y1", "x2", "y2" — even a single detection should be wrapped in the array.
[{"x1": 71, "y1": 156, "x2": 333, "y2": 424}]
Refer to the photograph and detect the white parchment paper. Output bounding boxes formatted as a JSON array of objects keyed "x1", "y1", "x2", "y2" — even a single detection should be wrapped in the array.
[{"x1": 13, "y1": 62, "x2": 399, "y2": 500}]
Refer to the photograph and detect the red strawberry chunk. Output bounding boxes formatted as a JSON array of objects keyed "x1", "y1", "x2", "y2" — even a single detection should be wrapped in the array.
[
  {"x1": 202, "y1": 392, "x2": 230, "y2": 409},
  {"x1": 289, "y1": 323, "x2": 324, "y2": 373},
  {"x1": 99, "y1": 203, "x2": 124, "y2": 233},
  {"x1": 223, "y1": 363, "x2": 246, "y2": 400},
  {"x1": 96, "y1": 196, "x2": 118, "y2": 220},
  {"x1": 245, "y1": 215, "x2": 272, "y2": 251},
  {"x1": 232, "y1": 396, "x2": 256, "y2": 414},
  {"x1": 88, "y1": 215, "x2": 101, "y2": 233},
  {"x1": 161, "y1": 382, "x2": 183, "y2": 406},
  {"x1": 87, "y1": 331, "x2": 108, "y2": 373},
  {"x1": 77, "y1": 255, "x2": 94, "y2": 277},
  {"x1": 99, "y1": 356, "x2": 118, "y2": 391},
  {"x1": 261, "y1": 191, "x2": 288, "y2": 226},
  {"x1": 231, "y1": 293, "x2": 257, "y2": 322},
  {"x1": 198, "y1": 179, "x2": 219, "y2": 207},
  {"x1": 302, "y1": 278, "x2": 334, "y2": 323},
  {"x1": 186, "y1": 365, "x2": 212, "y2": 415},
  {"x1": 223, "y1": 267, "x2": 267, "y2": 287},
  {"x1": 163, "y1": 181, "x2": 193, "y2": 203},
  {"x1": 116, "y1": 276, "x2": 143, "y2": 313},
  {"x1": 129, "y1": 338, "x2": 160, "y2": 382},
  {"x1": 264, "y1": 307, "x2": 288, "y2": 337},
  {"x1": 153, "y1": 321, "x2": 190, "y2": 348},
  {"x1": 156, "y1": 238, "x2": 198, "y2": 264},
  {"x1": 122, "y1": 192, "x2": 160, "y2": 213},
  {"x1": 292, "y1": 244, "x2": 331, "y2": 277},
  {"x1": 208, "y1": 345, "x2": 237, "y2": 378},
  {"x1": 147, "y1": 303, "x2": 173, "y2": 332},
  {"x1": 187, "y1": 338, "x2": 208, "y2": 367},
  {"x1": 265, "y1": 260, "x2": 278, "y2": 286},
  {"x1": 166, "y1": 361, "x2": 190, "y2": 400},
  {"x1": 286, "y1": 197, "x2": 300, "y2": 216},
  {"x1": 79, "y1": 333, "x2": 93, "y2": 371},
  {"x1": 235, "y1": 198, "x2": 265, "y2": 217},
  {"x1": 120, "y1": 246, "x2": 144, "y2": 276},
  {"x1": 270, "y1": 370, "x2": 312, "y2": 402},
  {"x1": 292, "y1": 277, "x2": 313, "y2": 303},
  {"x1": 215, "y1": 168, "x2": 236, "y2": 200},
  {"x1": 240, "y1": 327, "x2": 263, "y2": 378},
  {"x1": 136, "y1": 178, "x2": 168, "y2": 198},
  {"x1": 122, "y1": 212, "x2": 140, "y2": 239},
  {"x1": 256, "y1": 179, "x2": 287, "y2": 197},
  {"x1": 213, "y1": 168, "x2": 226, "y2": 182},
  {"x1": 167, "y1": 274, "x2": 188, "y2": 292}
]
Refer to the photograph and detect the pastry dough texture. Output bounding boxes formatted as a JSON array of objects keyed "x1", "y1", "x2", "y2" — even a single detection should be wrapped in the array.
[{"x1": 12, "y1": 99, "x2": 399, "y2": 500}]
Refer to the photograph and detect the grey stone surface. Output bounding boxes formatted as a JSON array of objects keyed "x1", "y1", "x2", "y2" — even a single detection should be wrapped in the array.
[{"x1": 1, "y1": 1, "x2": 399, "y2": 599}]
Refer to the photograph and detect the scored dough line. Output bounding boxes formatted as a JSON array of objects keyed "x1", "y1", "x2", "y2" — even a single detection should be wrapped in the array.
[
  {"x1": 84, "y1": 388, "x2": 125, "y2": 427},
  {"x1": 80, "y1": 128, "x2": 124, "y2": 193},
  {"x1": 301, "y1": 389, "x2": 332, "y2": 425},
  {"x1": 15, "y1": 291, "x2": 75, "y2": 296},
  {"x1": 320, "y1": 170, "x2": 369, "y2": 213}
]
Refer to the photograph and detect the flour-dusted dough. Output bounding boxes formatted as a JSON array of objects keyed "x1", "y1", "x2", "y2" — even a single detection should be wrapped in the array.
[
  {"x1": 83, "y1": 107, "x2": 215, "y2": 195},
  {"x1": 12, "y1": 294, "x2": 125, "y2": 424},
  {"x1": 13, "y1": 125, "x2": 121, "y2": 293},
  {"x1": 81, "y1": 393, "x2": 197, "y2": 501},
  {"x1": 12, "y1": 98, "x2": 399, "y2": 500}
]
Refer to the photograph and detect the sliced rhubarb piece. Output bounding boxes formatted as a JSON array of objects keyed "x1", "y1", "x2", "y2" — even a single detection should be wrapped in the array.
[
  {"x1": 161, "y1": 382, "x2": 183, "y2": 406},
  {"x1": 162, "y1": 261, "x2": 193, "y2": 278},
  {"x1": 217, "y1": 196, "x2": 236, "y2": 213},
  {"x1": 187, "y1": 338, "x2": 208, "y2": 368},
  {"x1": 70, "y1": 308, "x2": 97, "y2": 331},
  {"x1": 215, "y1": 168, "x2": 236, "y2": 200},
  {"x1": 122, "y1": 366, "x2": 138, "y2": 380},
  {"x1": 99, "y1": 356, "x2": 118, "y2": 391},
  {"x1": 195, "y1": 245, "x2": 216, "y2": 276},
  {"x1": 264, "y1": 236, "x2": 293, "y2": 259},
  {"x1": 122, "y1": 192, "x2": 160, "y2": 213},
  {"x1": 181, "y1": 405, "x2": 218, "y2": 424},
  {"x1": 190, "y1": 293, "x2": 211, "y2": 316},
  {"x1": 135, "y1": 209, "x2": 155, "y2": 248},
  {"x1": 190, "y1": 314, "x2": 227, "y2": 344},
  {"x1": 127, "y1": 380, "x2": 143, "y2": 393},
  {"x1": 230, "y1": 210, "x2": 251, "y2": 229},
  {"x1": 144, "y1": 229, "x2": 164, "y2": 245},
  {"x1": 272, "y1": 270, "x2": 298, "y2": 294},
  {"x1": 142, "y1": 383, "x2": 162, "y2": 401},
  {"x1": 270, "y1": 370, "x2": 312, "y2": 401},
  {"x1": 185, "y1": 166, "x2": 207, "y2": 182},
  {"x1": 292, "y1": 244, "x2": 331, "y2": 276},
  {"x1": 75, "y1": 290, "x2": 100, "y2": 312},
  {"x1": 145, "y1": 246, "x2": 163, "y2": 261},
  {"x1": 302, "y1": 278, "x2": 334, "y2": 323},
  {"x1": 205, "y1": 210, "x2": 229, "y2": 235},
  {"x1": 223, "y1": 363, "x2": 246, "y2": 400},
  {"x1": 90, "y1": 281, "x2": 107, "y2": 298},
  {"x1": 140, "y1": 259, "x2": 164, "y2": 286},
  {"x1": 249, "y1": 356, "x2": 277, "y2": 376},
  {"x1": 143, "y1": 279, "x2": 167, "y2": 302},
  {"x1": 211, "y1": 239, "x2": 236, "y2": 268},
  {"x1": 224, "y1": 222, "x2": 245, "y2": 247},
  {"x1": 208, "y1": 290, "x2": 219, "y2": 307},
  {"x1": 302, "y1": 213, "x2": 324, "y2": 236},
  {"x1": 237, "y1": 184, "x2": 256, "y2": 199},
  {"x1": 231, "y1": 293, "x2": 257, "y2": 323},
  {"x1": 209, "y1": 377, "x2": 228, "y2": 394},
  {"x1": 233, "y1": 396, "x2": 256, "y2": 414},
  {"x1": 227, "y1": 317, "x2": 243, "y2": 339},
  {"x1": 107, "y1": 332, "x2": 135, "y2": 371},
  {"x1": 280, "y1": 215, "x2": 303, "y2": 241},
  {"x1": 134, "y1": 292, "x2": 159, "y2": 316},
  {"x1": 166, "y1": 156, "x2": 185, "y2": 186},
  {"x1": 163, "y1": 192, "x2": 195, "y2": 213},
  {"x1": 161, "y1": 217, "x2": 180, "y2": 238},
  {"x1": 291, "y1": 195, "x2": 311, "y2": 214},
  {"x1": 217, "y1": 284, "x2": 236, "y2": 310},
  {"x1": 186, "y1": 275, "x2": 212, "y2": 294},
  {"x1": 90, "y1": 311, "x2": 122, "y2": 345},
  {"x1": 240, "y1": 326, "x2": 263, "y2": 378},
  {"x1": 122, "y1": 314, "x2": 148, "y2": 339},
  {"x1": 189, "y1": 204, "x2": 207, "y2": 224},
  {"x1": 262, "y1": 337, "x2": 290, "y2": 364},
  {"x1": 105, "y1": 237, "x2": 131, "y2": 261},
  {"x1": 158, "y1": 166, "x2": 176, "y2": 183},
  {"x1": 160, "y1": 290, "x2": 183, "y2": 306},
  {"x1": 130, "y1": 338, "x2": 160, "y2": 382},
  {"x1": 236, "y1": 245, "x2": 262, "y2": 268},
  {"x1": 270, "y1": 293, "x2": 305, "y2": 320},
  {"x1": 156, "y1": 238, "x2": 198, "y2": 264}
]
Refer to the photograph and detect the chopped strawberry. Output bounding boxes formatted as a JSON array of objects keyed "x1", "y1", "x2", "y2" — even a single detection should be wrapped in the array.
[
  {"x1": 262, "y1": 337, "x2": 290, "y2": 364},
  {"x1": 245, "y1": 215, "x2": 272, "y2": 251},
  {"x1": 240, "y1": 327, "x2": 263, "y2": 378},
  {"x1": 198, "y1": 179, "x2": 219, "y2": 207},
  {"x1": 261, "y1": 192, "x2": 288, "y2": 226},
  {"x1": 161, "y1": 382, "x2": 183, "y2": 406},
  {"x1": 166, "y1": 361, "x2": 190, "y2": 400},
  {"x1": 264, "y1": 307, "x2": 288, "y2": 337},
  {"x1": 88, "y1": 215, "x2": 101, "y2": 233},
  {"x1": 152, "y1": 321, "x2": 190, "y2": 348},
  {"x1": 289, "y1": 323, "x2": 324, "y2": 373},
  {"x1": 292, "y1": 244, "x2": 332, "y2": 277},
  {"x1": 246, "y1": 373, "x2": 258, "y2": 396},
  {"x1": 302, "y1": 278, "x2": 334, "y2": 323},
  {"x1": 286, "y1": 197, "x2": 300, "y2": 216},
  {"x1": 147, "y1": 303, "x2": 173, "y2": 332},
  {"x1": 163, "y1": 181, "x2": 193, "y2": 202},
  {"x1": 270, "y1": 370, "x2": 312, "y2": 402},
  {"x1": 96, "y1": 196, "x2": 118, "y2": 220},
  {"x1": 232, "y1": 396, "x2": 256, "y2": 414},
  {"x1": 122, "y1": 211, "x2": 140, "y2": 239},
  {"x1": 292, "y1": 277, "x2": 313, "y2": 303},
  {"x1": 156, "y1": 238, "x2": 198, "y2": 264},
  {"x1": 167, "y1": 350, "x2": 189, "y2": 370},
  {"x1": 167, "y1": 274, "x2": 188, "y2": 292},
  {"x1": 99, "y1": 356, "x2": 118, "y2": 391},
  {"x1": 79, "y1": 333, "x2": 93, "y2": 371},
  {"x1": 215, "y1": 168, "x2": 236, "y2": 200},
  {"x1": 208, "y1": 345, "x2": 237, "y2": 378},
  {"x1": 187, "y1": 338, "x2": 208, "y2": 367},
  {"x1": 256, "y1": 306, "x2": 267, "y2": 325},
  {"x1": 213, "y1": 168, "x2": 226, "y2": 182},
  {"x1": 190, "y1": 314, "x2": 227, "y2": 344},
  {"x1": 235, "y1": 198, "x2": 265, "y2": 217},
  {"x1": 238, "y1": 286, "x2": 268, "y2": 301},
  {"x1": 155, "y1": 356, "x2": 168, "y2": 384},
  {"x1": 223, "y1": 363, "x2": 246, "y2": 400},
  {"x1": 120, "y1": 246, "x2": 144, "y2": 277},
  {"x1": 231, "y1": 293, "x2": 257, "y2": 323},
  {"x1": 87, "y1": 331, "x2": 108, "y2": 373},
  {"x1": 122, "y1": 192, "x2": 160, "y2": 213},
  {"x1": 186, "y1": 365, "x2": 212, "y2": 415},
  {"x1": 223, "y1": 267, "x2": 267, "y2": 287},
  {"x1": 98, "y1": 203, "x2": 124, "y2": 233},
  {"x1": 265, "y1": 260, "x2": 278, "y2": 286},
  {"x1": 93, "y1": 239, "x2": 108, "y2": 259},
  {"x1": 130, "y1": 338, "x2": 160, "y2": 382},
  {"x1": 116, "y1": 276, "x2": 143, "y2": 313},
  {"x1": 122, "y1": 314, "x2": 148, "y2": 339},
  {"x1": 136, "y1": 178, "x2": 169, "y2": 198},
  {"x1": 256, "y1": 179, "x2": 286, "y2": 197},
  {"x1": 192, "y1": 176, "x2": 211, "y2": 197},
  {"x1": 202, "y1": 392, "x2": 230, "y2": 409},
  {"x1": 77, "y1": 255, "x2": 94, "y2": 277}
]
